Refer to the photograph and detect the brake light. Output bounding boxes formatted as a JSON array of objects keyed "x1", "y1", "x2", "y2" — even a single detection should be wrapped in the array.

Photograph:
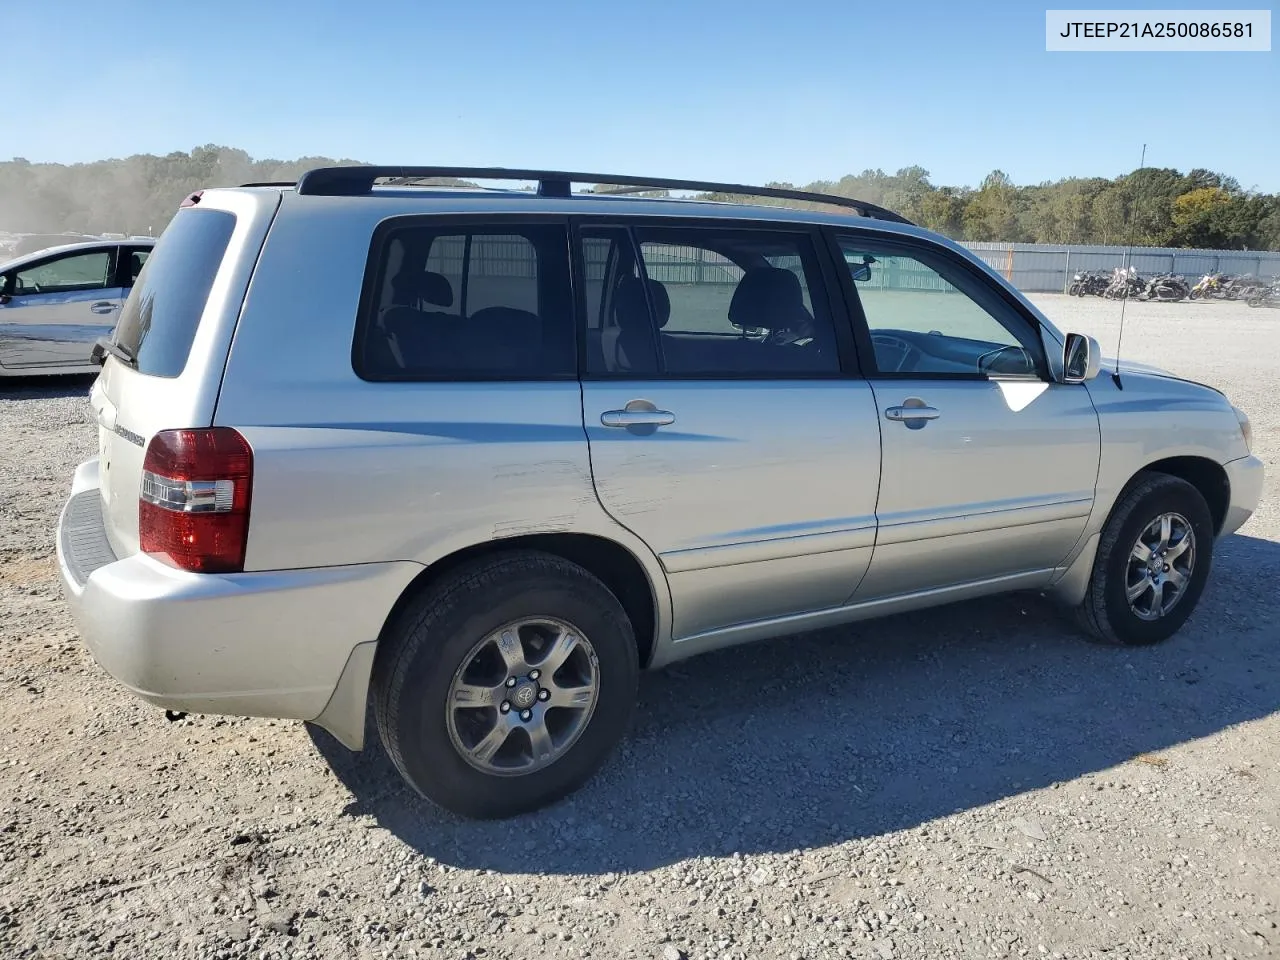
[{"x1": 139, "y1": 428, "x2": 253, "y2": 573}]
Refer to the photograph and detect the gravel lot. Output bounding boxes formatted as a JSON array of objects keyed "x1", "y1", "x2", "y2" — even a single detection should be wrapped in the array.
[{"x1": 2, "y1": 294, "x2": 1278, "y2": 960}]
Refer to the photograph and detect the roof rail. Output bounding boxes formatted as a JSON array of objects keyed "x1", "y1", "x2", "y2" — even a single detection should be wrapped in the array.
[
  {"x1": 239, "y1": 181, "x2": 297, "y2": 188},
  {"x1": 292, "y1": 166, "x2": 915, "y2": 225}
]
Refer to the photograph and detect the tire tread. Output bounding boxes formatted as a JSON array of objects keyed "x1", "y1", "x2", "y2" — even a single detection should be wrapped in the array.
[
  {"x1": 371, "y1": 550, "x2": 636, "y2": 818},
  {"x1": 1075, "y1": 471, "x2": 1210, "y2": 646}
]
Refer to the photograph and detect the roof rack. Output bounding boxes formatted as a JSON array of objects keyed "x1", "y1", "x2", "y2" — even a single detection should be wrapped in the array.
[
  {"x1": 290, "y1": 166, "x2": 915, "y2": 225},
  {"x1": 239, "y1": 181, "x2": 298, "y2": 188}
]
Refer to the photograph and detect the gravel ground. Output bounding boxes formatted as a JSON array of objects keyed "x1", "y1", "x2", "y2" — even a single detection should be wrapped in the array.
[{"x1": 1, "y1": 294, "x2": 1278, "y2": 960}]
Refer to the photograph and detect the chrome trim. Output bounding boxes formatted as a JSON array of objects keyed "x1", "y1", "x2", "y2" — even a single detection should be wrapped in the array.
[
  {"x1": 660, "y1": 523, "x2": 877, "y2": 573},
  {"x1": 601, "y1": 409, "x2": 676, "y2": 428}
]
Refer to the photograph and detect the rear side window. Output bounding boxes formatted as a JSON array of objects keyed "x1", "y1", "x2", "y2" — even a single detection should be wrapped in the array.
[
  {"x1": 113, "y1": 209, "x2": 236, "y2": 378},
  {"x1": 580, "y1": 225, "x2": 840, "y2": 378},
  {"x1": 355, "y1": 221, "x2": 574, "y2": 380}
]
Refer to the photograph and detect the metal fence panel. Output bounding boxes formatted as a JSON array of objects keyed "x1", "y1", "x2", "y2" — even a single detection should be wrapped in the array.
[{"x1": 963, "y1": 242, "x2": 1280, "y2": 292}]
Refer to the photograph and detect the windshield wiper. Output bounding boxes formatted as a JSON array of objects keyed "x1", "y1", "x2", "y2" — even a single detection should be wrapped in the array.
[{"x1": 91, "y1": 337, "x2": 136, "y2": 368}]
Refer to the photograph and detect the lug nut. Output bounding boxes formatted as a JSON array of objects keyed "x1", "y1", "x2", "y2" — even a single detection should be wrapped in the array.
[
  {"x1": 520, "y1": 710, "x2": 532, "y2": 722},
  {"x1": 538, "y1": 689, "x2": 550, "y2": 701},
  {"x1": 500, "y1": 702, "x2": 510, "y2": 714},
  {"x1": 529, "y1": 669, "x2": 540, "y2": 681},
  {"x1": 1163, "y1": 564, "x2": 1170, "y2": 571},
  {"x1": 506, "y1": 677, "x2": 517, "y2": 688}
]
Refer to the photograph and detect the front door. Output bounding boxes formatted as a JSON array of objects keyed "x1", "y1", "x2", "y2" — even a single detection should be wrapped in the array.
[
  {"x1": 830, "y1": 233, "x2": 1101, "y2": 600},
  {"x1": 577, "y1": 221, "x2": 882, "y2": 642},
  {"x1": 0, "y1": 246, "x2": 123, "y2": 369}
]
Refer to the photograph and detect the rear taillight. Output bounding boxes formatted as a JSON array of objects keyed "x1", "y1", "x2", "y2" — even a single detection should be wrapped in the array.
[{"x1": 139, "y1": 428, "x2": 253, "y2": 573}]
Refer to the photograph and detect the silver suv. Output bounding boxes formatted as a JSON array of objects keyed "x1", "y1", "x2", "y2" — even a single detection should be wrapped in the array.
[{"x1": 56, "y1": 167, "x2": 1264, "y2": 819}]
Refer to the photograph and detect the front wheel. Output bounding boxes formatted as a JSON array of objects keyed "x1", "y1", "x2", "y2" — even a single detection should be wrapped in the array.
[
  {"x1": 372, "y1": 551, "x2": 639, "y2": 819},
  {"x1": 1074, "y1": 473, "x2": 1214, "y2": 646}
]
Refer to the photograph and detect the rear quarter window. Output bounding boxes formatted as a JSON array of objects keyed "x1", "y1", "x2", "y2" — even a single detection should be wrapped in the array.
[
  {"x1": 354, "y1": 220, "x2": 574, "y2": 381},
  {"x1": 112, "y1": 208, "x2": 237, "y2": 378}
]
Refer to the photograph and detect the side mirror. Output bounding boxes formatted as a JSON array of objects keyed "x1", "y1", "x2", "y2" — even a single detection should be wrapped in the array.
[{"x1": 1063, "y1": 332, "x2": 1101, "y2": 383}]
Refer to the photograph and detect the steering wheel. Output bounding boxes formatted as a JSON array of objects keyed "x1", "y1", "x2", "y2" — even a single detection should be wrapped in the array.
[
  {"x1": 872, "y1": 333, "x2": 915, "y2": 373},
  {"x1": 977, "y1": 344, "x2": 1033, "y2": 376}
]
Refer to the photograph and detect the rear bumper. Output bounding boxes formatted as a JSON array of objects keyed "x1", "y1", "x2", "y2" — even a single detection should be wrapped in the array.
[
  {"x1": 56, "y1": 458, "x2": 421, "y2": 726},
  {"x1": 1222, "y1": 454, "x2": 1265, "y2": 537}
]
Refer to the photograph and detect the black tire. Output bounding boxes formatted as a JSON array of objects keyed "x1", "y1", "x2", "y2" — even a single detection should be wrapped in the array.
[
  {"x1": 1074, "y1": 472, "x2": 1215, "y2": 646},
  {"x1": 372, "y1": 551, "x2": 639, "y2": 819}
]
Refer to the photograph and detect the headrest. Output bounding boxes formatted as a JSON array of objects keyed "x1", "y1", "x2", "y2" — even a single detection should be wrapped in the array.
[
  {"x1": 727, "y1": 267, "x2": 807, "y2": 330},
  {"x1": 612, "y1": 278, "x2": 651, "y2": 332},
  {"x1": 391, "y1": 270, "x2": 454, "y2": 308},
  {"x1": 613, "y1": 278, "x2": 671, "y2": 331},
  {"x1": 648, "y1": 279, "x2": 671, "y2": 329}
]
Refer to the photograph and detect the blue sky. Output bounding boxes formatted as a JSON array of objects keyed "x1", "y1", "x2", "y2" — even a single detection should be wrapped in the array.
[{"x1": 6, "y1": 0, "x2": 1278, "y2": 191}]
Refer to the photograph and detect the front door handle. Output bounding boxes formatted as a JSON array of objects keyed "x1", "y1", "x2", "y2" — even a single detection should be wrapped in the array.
[
  {"x1": 601, "y1": 409, "x2": 676, "y2": 428},
  {"x1": 90, "y1": 301, "x2": 117, "y2": 314},
  {"x1": 884, "y1": 397, "x2": 940, "y2": 431}
]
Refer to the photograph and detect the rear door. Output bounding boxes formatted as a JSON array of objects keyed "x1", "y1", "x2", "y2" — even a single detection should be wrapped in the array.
[
  {"x1": 829, "y1": 231, "x2": 1101, "y2": 600},
  {"x1": 0, "y1": 245, "x2": 123, "y2": 369},
  {"x1": 577, "y1": 220, "x2": 882, "y2": 643},
  {"x1": 93, "y1": 191, "x2": 280, "y2": 559}
]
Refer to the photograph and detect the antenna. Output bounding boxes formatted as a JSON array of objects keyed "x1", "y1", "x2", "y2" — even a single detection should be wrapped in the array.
[{"x1": 1112, "y1": 143, "x2": 1147, "y2": 390}]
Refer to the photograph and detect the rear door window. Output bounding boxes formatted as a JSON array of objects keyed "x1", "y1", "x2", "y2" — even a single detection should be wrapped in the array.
[
  {"x1": 355, "y1": 221, "x2": 574, "y2": 380},
  {"x1": 112, "y1": 209, "x2": 236, "y2": 378},
  {"x1": 580, "y1": 225, "x2": 841, "y2": 378}
]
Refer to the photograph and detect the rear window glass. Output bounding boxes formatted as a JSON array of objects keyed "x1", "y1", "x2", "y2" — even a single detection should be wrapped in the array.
[{"x1": 112, "y1": 208, "x2": 236, "y2": 378}]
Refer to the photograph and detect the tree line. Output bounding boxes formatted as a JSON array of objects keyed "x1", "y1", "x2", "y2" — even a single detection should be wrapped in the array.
[{"x1": 2, "y1": 146, "x2": 1277, "y2": 251}]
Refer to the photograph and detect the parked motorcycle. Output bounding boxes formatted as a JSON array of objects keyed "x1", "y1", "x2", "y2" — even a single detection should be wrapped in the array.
[
  {"x1": 1103, "y1": 267, "x2": 1146, "y2": 300},
  {"x1": 1226, "y1": 274, "x2": 1269, "y2": 301},
  {"x1": 1190, "y1": 273, "x2": 1229, "y2": 300},
  {"x1": 1246, "y1": 277, "x2": 1280, "y2": 308},
  {"x1": 1141, "y1": 273, "x2": 1190, "y2": 302},
  {"x1": 1068, "y1": 270, "x2": 1109, "y2": 297}
]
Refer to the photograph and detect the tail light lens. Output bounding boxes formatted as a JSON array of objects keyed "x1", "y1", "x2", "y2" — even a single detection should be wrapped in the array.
[{"x1": 139, "y1": 428, "x2": 253, "y2": 573}]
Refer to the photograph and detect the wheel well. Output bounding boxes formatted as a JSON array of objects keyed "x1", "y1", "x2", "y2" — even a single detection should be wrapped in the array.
[
  {"x1": 375, "y1": 534, "x2": 658, "y2": 668},
  {"x1": 1139, "y1": 456, "x2": 1230, "y2": 533}
]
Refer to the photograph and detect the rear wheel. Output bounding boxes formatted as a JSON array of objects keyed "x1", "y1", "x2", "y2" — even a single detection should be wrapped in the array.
[
  {"x1": 372, "y1": 551, "x2": 639, "y2": 819},
  {"x1": 1074, "y1": 473, "x2": 1214, "y2": 646}
]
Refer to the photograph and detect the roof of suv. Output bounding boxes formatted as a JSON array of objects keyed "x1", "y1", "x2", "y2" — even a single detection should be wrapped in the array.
[{"x1": 224, "y1": 165, "x2": 938, "y2": 242}]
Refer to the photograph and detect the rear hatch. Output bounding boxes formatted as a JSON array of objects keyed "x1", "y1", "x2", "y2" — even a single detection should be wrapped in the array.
[{"x1": 90, "y1": 189, "x2": 281, "y2": 560}]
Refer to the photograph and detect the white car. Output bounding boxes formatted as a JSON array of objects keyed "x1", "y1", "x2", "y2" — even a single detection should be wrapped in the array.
[{"x1": 0, "y1": 238, "x2": 155, "y2": 376}]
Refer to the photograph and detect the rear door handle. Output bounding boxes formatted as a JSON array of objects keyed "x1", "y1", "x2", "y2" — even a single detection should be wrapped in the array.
[
  {"x1": 90, "y1": 302, "x2": 117, "y2": 314},
  {"x1": 601, "y1": 409, "x2": 676, "y2": 428},
  {"x1": 884, "y1": 405, "x2": 940, "y2": 421}
]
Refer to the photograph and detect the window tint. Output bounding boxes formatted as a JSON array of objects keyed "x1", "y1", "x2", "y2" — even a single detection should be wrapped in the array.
[
  {"x1": 583, "y1": 227, "x2": 839, "y2": 378},
  {"x1": 580, "y1": 234, "x2": 617, "y2": 329},
  {"x1": 837, "y1": 239, "x2": 1041, "y2": 378},
  {"x1": 13, "y1": 250, "x2": 112, "y2": 294},
  {"x1": 357, "y1": 223, "x2": 573, "y2": 380},
  {"x1": 113, "y1": 209, "x2": 236, "y2": 378},
  {"x1": 126, "y1": 249, "x2": 150, "y2": 284}
]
